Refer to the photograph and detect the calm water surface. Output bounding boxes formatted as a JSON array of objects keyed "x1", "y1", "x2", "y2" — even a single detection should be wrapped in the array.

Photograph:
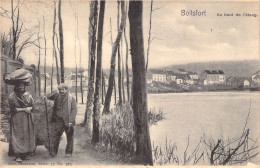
[{"x1": 148, "y1": 91, "x2": 260, "y2": 156}]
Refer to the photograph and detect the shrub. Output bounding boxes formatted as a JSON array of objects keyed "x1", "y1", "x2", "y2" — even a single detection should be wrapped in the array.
[
  {"x1": 99, "y1": 103, "x2": 165, "y2": 161},
  {"x1": 100, "y1": 103, "x2": 135, "y2": 160}
]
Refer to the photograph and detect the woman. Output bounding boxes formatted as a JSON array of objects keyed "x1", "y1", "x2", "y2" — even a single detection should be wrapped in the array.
[{"x1": 8, "y1": 82, "x2": 36, "y2": 162}]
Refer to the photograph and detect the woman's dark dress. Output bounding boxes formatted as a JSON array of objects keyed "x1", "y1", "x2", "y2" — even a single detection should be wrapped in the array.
[{"x1": 8, "y1": 91, "x2": 36, "y2": 156}]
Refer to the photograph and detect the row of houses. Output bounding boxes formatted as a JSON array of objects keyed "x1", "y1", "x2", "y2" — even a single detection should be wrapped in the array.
[
  {"x1": 41, "y1": 68, "x2": 260, "y2": 89},
  {"x1": 147, "y1": 68, "x2": 260, "y2": 87},
  {"x1": 147, "y1": 68, "x2": 198, "y2": 85}
]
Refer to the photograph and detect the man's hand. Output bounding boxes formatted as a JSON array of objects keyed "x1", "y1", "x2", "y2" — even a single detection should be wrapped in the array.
[{"x1": 41, "y1": 96, "x2": 47, "y2": 100}]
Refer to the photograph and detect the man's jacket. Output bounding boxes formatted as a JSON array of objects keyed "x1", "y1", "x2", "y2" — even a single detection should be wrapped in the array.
[{"x1": 49, "y1": 93, "x2": 77, "y2": 127}]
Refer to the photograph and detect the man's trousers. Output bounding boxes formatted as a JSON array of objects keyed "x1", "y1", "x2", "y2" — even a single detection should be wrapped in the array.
[{"x1": 50, "y1": 117, "x2": 74, "y2": 156}]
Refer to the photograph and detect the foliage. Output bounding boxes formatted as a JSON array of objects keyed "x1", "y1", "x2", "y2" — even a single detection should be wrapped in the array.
[
  {"x1": 33, "y1": 99, "x2": 54, "y2": 147},
  {"x1": 148, "y1": 107, "x2": 165, "y2": 125},
  {"x1": 152, "y1": 138, "x2": 179, "y2": 165},
  {"x1": 100, "y1": 103, "x2": 135, "y2": 160},
  {"x1": 99, "y1": 103, "x2": 165, "y2": 161}
]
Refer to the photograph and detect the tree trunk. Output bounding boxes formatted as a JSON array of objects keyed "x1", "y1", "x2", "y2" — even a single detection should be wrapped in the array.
[
  {"x1": 114, "y1": 75, "x2": 117, "y2": 105},
  {"x1": 101, "y1": 70, "x2": 104, "y2": 104},
  {"x1": 11, "y1": 0, "x2": 16, "y2": 60},
  {"x1": 102, "y1": 69, "x2": 106, "y2": 104},
  {"x1": 83, "y1": 1, "x2": 98, "y2": 134},
  {"x1": 146, "y1": 0, "x2": 153, "y2": 72},
  {"x1": 117, "y1": 1, "x2": 123, "y2": 105},
  {"x1": 76, "y1": 11, "x2": 84, "y2": 104},
  {"x1": 51, "y1": 51, "x2": 54, "y2": 93},
  {"x1": 129, "y1": 1, "x2": 153, "y2": 165},
  {"x1": 43, "y1": 15, "x2": 47, "y2": 95},
  {"x1": 102, "y1": 1, "x2": 126, "y2": 114},
  {"x1": 74, "y1": 12, "x2": 78, "y2": 103},
  {"x1": 53, "y1": 1, "x2": 60, "y2": 85},
  {"x1": 80, "y1": 74, "x2": 83, "y2": 103},
  {"x1": 124, "y1": 27, "x2": 130, "y2": 102},
  {"x1": 37, "y1": 20, "x2": 41, "y2": 97},
  {"x1": 121, "y1": 40, "x2": 126, "y2": 103},
  {"x1": 58, "y1": 0, "x2": 65, "y2": 83},
  {"x1": 92, "y1": 0, "x2": 105, "y2": 144}
]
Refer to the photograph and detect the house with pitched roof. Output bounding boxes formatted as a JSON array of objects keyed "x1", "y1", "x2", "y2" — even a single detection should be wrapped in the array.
[
  {"x1": 166, "y1": 71, "x2": 177, "y2": 81},
  {"x1": 251, "y1": 70, "x2": 260, "y2": 87},
  {"x1": 226, "y1": 76, "x2": 251, "y2": 88},
  {"x1": 200, "y1": 70, "x2": 225, "y2": 85},
  {"x1": 252, "y1": 74, "x2": 260, "y2": 87},
  {"x1": 175, "y1": 73, "x2": 193, "y2": 84},
  {"x1": 148, "y1": 69, "x2": 167, "y2": 83},
  {"x1": 188, "y1": 71, "x2": 198, "y2": 80}
]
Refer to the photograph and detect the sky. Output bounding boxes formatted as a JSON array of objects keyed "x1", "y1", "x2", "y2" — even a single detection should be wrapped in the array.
[{"x1": 1, "y1": 0, "x2": 259, "y2": 69}]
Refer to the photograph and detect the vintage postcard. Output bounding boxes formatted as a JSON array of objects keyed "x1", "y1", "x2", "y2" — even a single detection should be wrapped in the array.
[{"x1": 0, "y1": 0, "x2": 259, "y2": 167}]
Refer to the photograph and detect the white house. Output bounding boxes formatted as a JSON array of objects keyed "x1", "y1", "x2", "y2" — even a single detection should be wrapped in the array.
[
  {"x1": 200, "y1": 70, "x2": 225, "y2": 85},
  {"x1": 148, "y1": 69, "x2": 167, "y2": 83}
]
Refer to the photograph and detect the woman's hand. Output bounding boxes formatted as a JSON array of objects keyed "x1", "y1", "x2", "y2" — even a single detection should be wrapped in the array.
[
  {"x1": 16, "y1": 107, "x2": 32, "y2": 113},
  {"x1": 25, "y1": 107, "x2": 33, "y2": 113}
]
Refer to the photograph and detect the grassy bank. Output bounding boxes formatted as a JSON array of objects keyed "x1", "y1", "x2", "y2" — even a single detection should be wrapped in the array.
[{"x1": 147, "y1": 82, "x2": 254, "y2": 94}]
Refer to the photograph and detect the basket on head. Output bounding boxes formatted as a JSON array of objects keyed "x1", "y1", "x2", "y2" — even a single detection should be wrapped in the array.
[{"x1": 4, "y1": 68, "x2": 32, "y2": 86}]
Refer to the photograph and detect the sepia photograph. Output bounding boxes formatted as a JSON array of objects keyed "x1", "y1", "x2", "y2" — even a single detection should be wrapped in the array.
[{"x1": 0, "y1": 0, "x2": 259, "y2": 167}]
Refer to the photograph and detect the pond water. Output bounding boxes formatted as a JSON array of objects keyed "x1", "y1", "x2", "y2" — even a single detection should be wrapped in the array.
[{"x1": 148, "y1": 91, "x2": 260, "y2": 164}]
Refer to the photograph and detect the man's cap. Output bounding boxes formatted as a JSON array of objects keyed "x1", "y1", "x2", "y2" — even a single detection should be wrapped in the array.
[{"x1": 58, "y1": 83, "x2": 69, "y2": 90}]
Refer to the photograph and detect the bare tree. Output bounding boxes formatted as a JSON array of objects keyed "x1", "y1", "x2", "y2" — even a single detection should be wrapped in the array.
[
  {"x1": 102, "y1": 69, "x2": 106, "y2": 104},
  {"x1": 121, "y1": 39, "x2": 126, "y2": 103},
  {"x1": 74, "y1": 12, "x2": 78, "y2": 103},
  {"x1": 103, "y1": 1, "x2": 126, "y2": 114},
  {"x1": 43, "y1": 15, "x2": 47, "y2": 95},
  {"x1": 51, "y1": 52, "x2": 54, "y2": 93},
  {"x1": 76, "y1": 11, "x2": 84, "y2": 104},
  {"x1": 129, "y1": 1, "x2": 153, "y2": 165},
  {"x1": 110, "y1": 18, "x2": 117, "y2": 106},
  {"x1": 145, "y1": 0, "x2": 154, "y2": 72},
  {"x1": 114, "y1": 75, "x2": 117, "y2": 105},
  {"x1": 83, "y1": 1, "x2": 98, "y2": 134},
  {"x1": 9, "y1": 0, "x2": 38, "y2": 61},
  {"x1": 58, "y1": 0, "x2": 64, "y2": 83},
  {"x1": 124, "y1": 26, "x2": 130, "y2": 101},
  {"x1": 11, "y1": 0, "x2": 17, "y2": 60},
  {"x1": 117, "y1": 1, "x2": 123, "y2": 105},
  {"x1": 92, "y1": 0, "x2": 106, "y2": 145},
  {"x1": 52, "y1": 1, "x2": 60, "y2": 85},
  {"x1": 37, "y1": 20, "x2": 41, "y2": 97}
]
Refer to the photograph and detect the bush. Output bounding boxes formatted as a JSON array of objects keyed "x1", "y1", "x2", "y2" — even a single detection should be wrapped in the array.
[
  {"x1": 100, "y1": 103, "x2": 135, "y2": 160},
  {"x1": 100, "y1": 103, "x2": 165, "y2": 161},
  {"x1": 148, "y1": 108, "x2": 165, "y2": 125}
]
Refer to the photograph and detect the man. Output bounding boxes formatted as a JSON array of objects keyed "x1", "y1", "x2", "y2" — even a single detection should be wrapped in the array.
[
  {"x1": 8, "y1": 82, "x2": 36, "y2": 162},
  {"x1": 48, "y1": 83, "x2": 77, "y2": 157}
]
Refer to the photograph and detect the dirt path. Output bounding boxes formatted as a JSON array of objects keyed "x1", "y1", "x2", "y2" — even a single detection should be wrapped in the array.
[
  {"x1": 1, "y1": 125, "x2": 125, "y2": 166},
  {"x1": 0, "y1": 104, "x2": 126, "y2": 166}
]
